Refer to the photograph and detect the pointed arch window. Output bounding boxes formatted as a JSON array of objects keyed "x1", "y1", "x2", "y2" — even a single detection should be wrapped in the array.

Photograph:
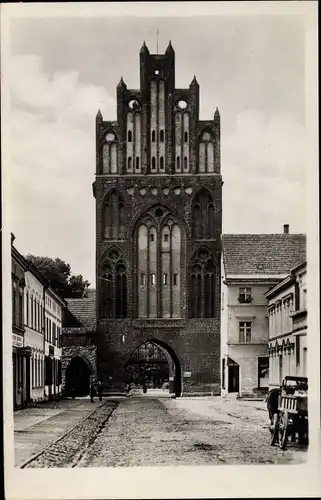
[
  {"x1": 184, "y1": 131, "x2": 188, "y2": 143},
  {"x1": 189, "y1": 250, "x2": 216, "y2": 318},
  {"x1": 128, "y1": 157, "x2": 132, "y2": 171},
  {"x1": 176, "y1": 156, "x2": 180, "y2": 171},
  {"x1": 136, "y1": 209, "x2": 182, "y2": 318},
  {"x1": 128, "y1": 130, "x2": 132, "y2": 142},
  {"x1": 152, "y1": 157, "x2": 156, "y2": 170},
  {"x1": 192, "y1": 189, "x2": 215, "y2": 239},
  {"x1": 152, "y1": 130, "x2": 156, "y2": 142},
  {"x1": 160, "y1": 130, "x2": 164, "y2": 142},
  {"x1": 102, "y1": 132, "x2": 117, "y2": 174},
  {"x1": 100, "y1": 260, "x2": 127, "y2": 318},
  {"x1": 184, "y1": 156, "x2": 188, "y2": 170},
  {"x1": 136, "y1": 157, "x2": 140, "y2": 170},
  {"x1": 102, "y1": 190, "x2": 125, "y2": 240},
  {"x1": 160, "y1": 156, "x2": 164, "y2": 170},
  {"x1": 198, "y1": 130, "x2": 215, "y2": 173}
]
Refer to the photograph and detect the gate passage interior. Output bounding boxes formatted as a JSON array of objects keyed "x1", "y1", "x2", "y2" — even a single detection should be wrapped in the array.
[{"x1": 125, "y1": 341, "x2": 182, "y2": 396}]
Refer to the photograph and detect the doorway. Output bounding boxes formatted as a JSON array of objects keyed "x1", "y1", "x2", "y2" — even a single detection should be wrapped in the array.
[
  {"x1": 228, "y1": 363, "x2": 239, "y2": 393},
  {"x1": 65, "y1": 357, "x2": 91, "y2": 396}
]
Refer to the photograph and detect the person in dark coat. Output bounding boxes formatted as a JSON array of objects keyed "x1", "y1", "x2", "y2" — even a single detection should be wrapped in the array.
[
  {"x1": 90, "y1": 381, "x2": 96, "y2": 402},
  {"x1": 97, "y1": 380, "x2": 103, "y2": 402}
]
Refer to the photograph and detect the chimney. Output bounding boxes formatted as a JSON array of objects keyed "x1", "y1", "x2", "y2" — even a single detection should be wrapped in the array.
[{"x1": 283, "y1": 224, "x2": 289, "y2": 234}]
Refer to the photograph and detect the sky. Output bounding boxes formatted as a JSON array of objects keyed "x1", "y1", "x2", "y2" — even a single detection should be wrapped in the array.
[{"x1": 5, "y1": 7, "x2": 307, "y2": 286}]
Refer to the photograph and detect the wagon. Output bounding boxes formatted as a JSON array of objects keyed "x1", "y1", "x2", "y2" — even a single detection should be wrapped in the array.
[{"x1": 268, "y1": 376, "x2": 308, "y2": 450}]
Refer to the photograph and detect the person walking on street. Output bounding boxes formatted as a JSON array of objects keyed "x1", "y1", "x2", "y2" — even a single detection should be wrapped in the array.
[
  {"x1": 97, "y1": 380, "x2": 103, "y2": 402},
  {"x1": 90, "y1": 380, "x2": 96, "y2": 402}
]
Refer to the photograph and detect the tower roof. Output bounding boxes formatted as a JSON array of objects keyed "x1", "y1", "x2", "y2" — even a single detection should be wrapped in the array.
[
  {"x1": 165, "y1": 40, "x2": 175, "y2": 55},
  {"x1": 140, "y1": 41, "x2": 150, "y2": 55}
]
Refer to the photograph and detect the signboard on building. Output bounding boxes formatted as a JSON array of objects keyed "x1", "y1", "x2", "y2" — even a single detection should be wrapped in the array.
[
  {"x1": 183, "y1": 371, "x2": 192, "y2": 378},
  {"x1": 12, "y1": 334, "x2": 23, "y2": 348}
]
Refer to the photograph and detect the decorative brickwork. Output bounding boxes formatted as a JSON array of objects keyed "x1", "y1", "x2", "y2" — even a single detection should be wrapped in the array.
[{"x1": 93, "y1": 42, "x2": 222, "y2": 395}]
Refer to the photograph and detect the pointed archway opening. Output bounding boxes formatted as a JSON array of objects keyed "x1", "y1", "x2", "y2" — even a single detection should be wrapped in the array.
[
  {"x1": 125, "y1": 339, "x2": 182, "y2": 397},
  {"x1": 65, "y1": 357, "x2": 91, "y2": 397}
]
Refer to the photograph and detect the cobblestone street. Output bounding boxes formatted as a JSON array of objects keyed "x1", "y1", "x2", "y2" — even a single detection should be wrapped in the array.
[{"x1": 15, "y1": 391, "x2": 308, "y2": 468}]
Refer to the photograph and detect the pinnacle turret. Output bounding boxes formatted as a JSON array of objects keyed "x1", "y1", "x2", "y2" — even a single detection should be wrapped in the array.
[
  {"x1": 165, "y1": 40, "x2": 174, "y2": 55},
  {"x1": 140, "y1": 41, "x2": 150, "y2": 55},
  {"x1": 214, "y1": 107, "x2": 220, "y2": 121},
  {"x1": 190, "y1": 75, "x2": 199, "y2": 87},
  {"x1": 96, "y1": 109, "x2": 103, "y2": 121}
]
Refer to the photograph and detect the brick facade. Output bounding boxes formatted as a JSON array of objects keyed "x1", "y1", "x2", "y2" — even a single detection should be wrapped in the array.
[{"x1": 93, "y1": 42, "x2": 222, "y2": 395}]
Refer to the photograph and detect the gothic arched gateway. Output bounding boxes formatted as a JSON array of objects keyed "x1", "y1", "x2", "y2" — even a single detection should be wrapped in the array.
[
  {"x1": 125, "y1": 340, "x2": 182, "y2": 397},
  {"x1": 93, "y1": 42, "x2": 222, "y2": 396}
]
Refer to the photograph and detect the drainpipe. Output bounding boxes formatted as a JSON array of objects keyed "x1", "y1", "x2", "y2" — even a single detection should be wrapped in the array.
[{"x1": 43, "y1": 282, "x2": 48, "y2": 401}]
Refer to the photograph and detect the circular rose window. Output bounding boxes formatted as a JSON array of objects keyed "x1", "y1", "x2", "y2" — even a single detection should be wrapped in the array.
[
  {"x1": 177, "y1": 100, "x2": 188, "y2": 110},
  {"x1": 128, "y1": 99, "x2": 139, "y2": 110},
  {"x1": 105, "y1": 132, "x2": 115, "y2": 143}
]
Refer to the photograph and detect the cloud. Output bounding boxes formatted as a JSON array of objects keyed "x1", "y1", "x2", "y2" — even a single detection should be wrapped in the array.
[
  {"x1": 222, "y1": 110, "x2": 306, "y2": 233},
  {"x1": 8, "y1": 54, "x2": 116, "y2": 282}
]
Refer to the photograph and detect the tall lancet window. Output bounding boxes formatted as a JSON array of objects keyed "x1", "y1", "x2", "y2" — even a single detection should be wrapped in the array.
[
  {"x1": 175, "y1": 100, "x2": 189, "y2": 173},
  {"x1": 136, "y1": 207, "x2": 182, "y2": 318},
  {"x1": 100, "y1": 257, "x2": 127, "y2": 318},
  {"x1": 127, "y1": 99, "x2": 141, "y2": 173},
  {"x1": 191, "y1": 189, "x2": 215, "y2": 239},
  {"x1": 198, "y1": 130, "x2": 215, "y2": 173},
  {"x1": 102, "y1": 190, "x2": 125, "y2": 240},
  {"x1": 189, "y1": 249, "x2": 217, "y2": 318},
  {"x1": 102, "y1": 132, "x2": 117, "y2": 174}
]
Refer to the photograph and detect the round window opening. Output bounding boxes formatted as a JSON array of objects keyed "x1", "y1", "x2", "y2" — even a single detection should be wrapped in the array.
[
  {"x1": 128, "y1": 99, "x2": 139, "y2": 110},
  {"x1": 154, "y1": 70, "x2": 160, "y2": 75},
  {"x1": 106, "y1": 132, "x2": 115, "y2": 143},
  {"x1": 177, "y1": 100, "x2": 188, "y2": 110},
  {"x1": 155, "y1": 208, "x2": 163, "y2": 218}
]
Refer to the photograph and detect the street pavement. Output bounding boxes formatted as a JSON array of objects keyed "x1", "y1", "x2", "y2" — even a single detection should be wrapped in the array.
[{"x1": 14, "y1": 390, "x2": 308, "y2": 468}]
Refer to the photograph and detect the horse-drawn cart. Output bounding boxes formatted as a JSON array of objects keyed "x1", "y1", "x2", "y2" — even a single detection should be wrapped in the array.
[{"x1": 267, "y1": 376, "x2": 308, "y2": 450}]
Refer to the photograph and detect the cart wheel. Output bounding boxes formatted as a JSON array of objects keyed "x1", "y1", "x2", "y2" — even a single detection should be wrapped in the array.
[
  {"x1": 278, "y1": 411, "x2": 289, "y2": 450},
  {"x1": 270, "y1": 413, "x2": 279, "y2": 445}
]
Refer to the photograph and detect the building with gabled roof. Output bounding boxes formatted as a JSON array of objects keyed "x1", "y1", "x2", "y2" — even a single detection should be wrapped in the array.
[{"x1": 221, "y1": 226, "x2": 306, "y2": 398}]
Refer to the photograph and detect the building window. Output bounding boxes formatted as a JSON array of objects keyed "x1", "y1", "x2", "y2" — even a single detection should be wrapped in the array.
[
  {"x1": 19, "y1": 294, "x2": 23, "y2": 328},
  {"x1": 140, "y1": 273, "x2": 146, "y2": 286},
  {"x1": 176, "y1": 156, "x2": 180, "y2": 170},
  {"x1": 160, "y1": 130, "x2": 164, "y2": 142},
  {"x1": 239, "y1": 287, "x2": 252, "y2": 303},
  {"x1": 184, "y1": 131, "x2": 188, "y2": 143},
  {"x1": 191, "y1": 189, "x2": 215, "y2": 239},
  {"x1": 101, "y1": 261, "x2": 127, "y2": 319},
  {"x1": 184, "y1": 156, "x2": 188, "y2": 170},
  {"x1": 239, "y1": 321, "x2": 252, "y2": 342},
  {"x1": 149, "y1": 233, "x2": 155, "y2": 242},
  {"x1": 189, "y1": 249, "x2": 216, "y2": 318},
  {"x1": 128, "y1": 157, "x2": 132, "y2": 170},
  {"x1": 173, "y1": 274, "x2": 178, "y2": 286},
  {"x1": 163, "y1": 274, "x2": 168, "y2": 286},
  {"x1": 150, "y1": 273, "x2": 156, "y2": 286},
  {"x1": 279, "y1": 355, "x2": 283, "y2": 384},
  {"x1": 164, "y1": 233, "x2": 169, "y2": 243},
  {"x1": 26, "y1": 292, "x2": 29, "y2": 326},
  {"x1": 136, "y1": 157, "x2": 140, "y2": 170},
  {"x1": 152, "y1": 156, "x2": 156, "y2": 170},
  {"x1": 128, "y1": 130, "x2": 132, "y2": 142},
  {"x1": 103, "y1": 190, "x2": 125, "y2": 240},
  {"x1": 152, "y1": 130, "x2": 156, "y2": 142},
  {"x1": 160, "y1": 156, "x2": 164, "y2": 170}
]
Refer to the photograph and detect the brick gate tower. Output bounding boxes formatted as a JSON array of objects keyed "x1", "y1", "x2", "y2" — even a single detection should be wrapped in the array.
[{"x1": 93, "y1": 42, "x2": 223, "y2": 396}]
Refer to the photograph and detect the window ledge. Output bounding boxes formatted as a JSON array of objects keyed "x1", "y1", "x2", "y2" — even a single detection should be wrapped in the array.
[
  {"x1": 228, "y1": 341, "x2": 267, "y2": 346},
  {"x1": 290, "y1": 309, "x2": 307, "y2": 318}
]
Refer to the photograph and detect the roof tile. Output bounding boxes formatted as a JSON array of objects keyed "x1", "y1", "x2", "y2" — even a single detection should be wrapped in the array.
[{"x1": 222, "y1": 234, "x2": 306, "y2": 276}]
